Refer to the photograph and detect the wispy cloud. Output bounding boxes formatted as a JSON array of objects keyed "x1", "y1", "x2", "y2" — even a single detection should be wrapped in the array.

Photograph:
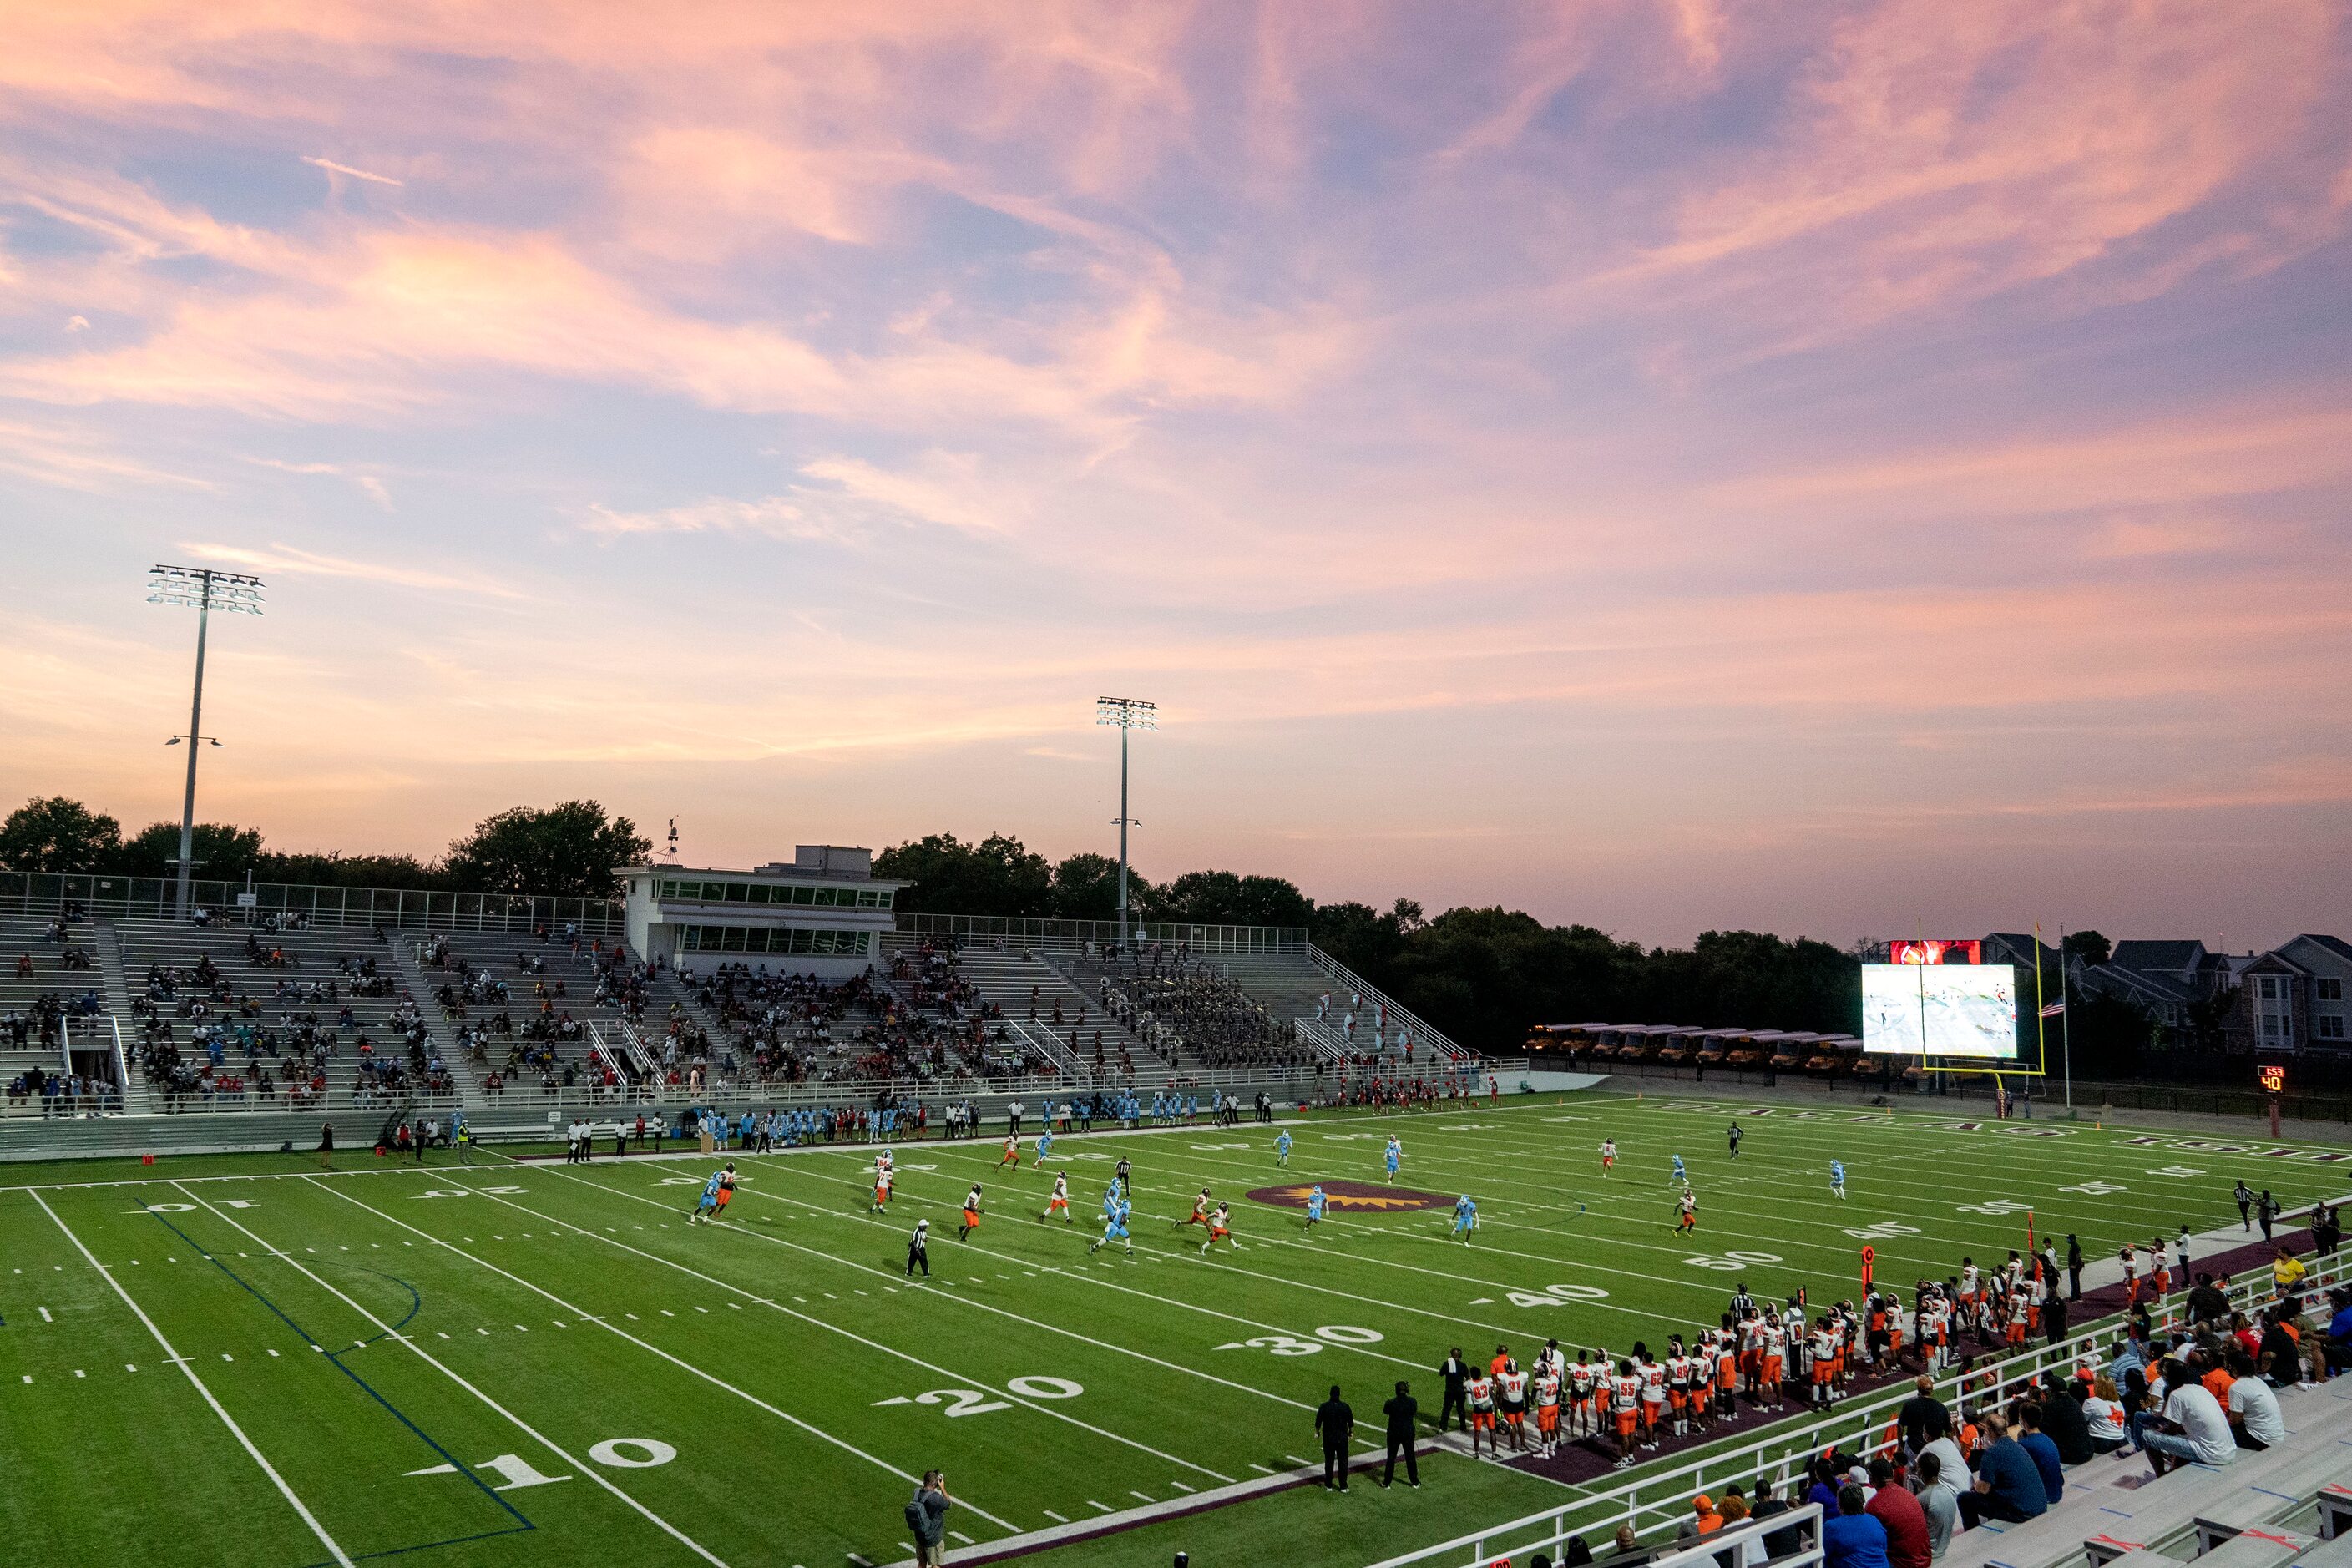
[
  {"x1": 176, "y1": 542, "x2": 522, "y2": 600},
  {"x1": 0, "y1": 1, "x2": 2345, "y2": 943},
  {"x1": 302, "y1": 155, "x2": 403, "y2": 186}
]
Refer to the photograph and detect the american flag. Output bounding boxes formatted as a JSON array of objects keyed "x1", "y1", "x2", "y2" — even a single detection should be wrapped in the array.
[{"x1": 2039, "y1": 1001, "x2": 2066, "y2": 1018}]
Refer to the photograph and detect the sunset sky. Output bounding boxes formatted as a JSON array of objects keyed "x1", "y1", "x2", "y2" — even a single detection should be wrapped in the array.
[{"x1": 3, "y1": 2, "x2": 2348, "y2": 948}]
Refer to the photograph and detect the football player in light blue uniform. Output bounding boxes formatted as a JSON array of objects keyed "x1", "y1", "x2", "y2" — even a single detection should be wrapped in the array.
[
  {"x1": 1275, "y1": 1130, "x2": 1293, "y2": 1166},
  {"x1": 1305, "y1": 1183, "x2": 1328, "y2": 1234},
  {"x1": 1451, "y1": 1194, "x2": 1479, "y2": 1241},
  {"x1": 1829, "y1": 1160, "x2": 1847, "y2": 1201},
  {"x1": 1032, "y1": 1127, "x2": 1054, "y2": 1168},
  {"x1": 1089, "y1": 1195, "x2": 1134, "y2": 1256},
  {"x1": 1671, "y1": 1153, "x2": 1687, "y2": 1185},
  {"x1": 687, "y1": 1164, "x2": 734, "y2": 1223},
  {"x1": 1383, "y1": 1136, "x2": 1403, "y2": 1182}
]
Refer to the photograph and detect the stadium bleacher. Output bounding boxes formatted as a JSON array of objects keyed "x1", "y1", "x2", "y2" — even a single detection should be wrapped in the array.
[
  {"x1": 113, "y1": 916, "x2": 457, "y2": 1112},
  {"x1": 1935, "y1": 1376, "x2": 2352, "y2": 1568},
  {"x1": 411, "y1": 928, "x2": 651, "y2": 1104},
  {"x1": 0, "y1": 910, "x2": 122, "y2": 1115}
]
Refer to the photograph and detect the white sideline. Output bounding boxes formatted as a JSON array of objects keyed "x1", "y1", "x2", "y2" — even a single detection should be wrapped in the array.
[
  {"x1": 872, "y1": 1439, "x2": 1454, "y2": 1568},
  {"x1": 28, "y1": 1188, "x2": 357, "y2": 1568},
  {"x1": 167, "y1": 1182, "x2": 731, "y2": 1567}
]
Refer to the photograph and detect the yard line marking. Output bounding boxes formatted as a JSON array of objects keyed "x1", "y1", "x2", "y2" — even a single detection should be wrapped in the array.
[
  {"x1": 1088, "y1": 1500, "x2": 1113, "y2": 1513},
  {"x1": 455, "y1": 1166, "x2": 1237, "y2": 1486},
  {"x1": 175, "y1": 1183, "x2": 731, "y2": 1567},
  {"x1": 1286, "y1": 1454, "x2": 1316, "y2": 1468},
  {"x1": 305, "y1": 1179, "x2": 1015, "y2": 1535},
  {"x1": 37, "y1": 1306, "x2": 50, "y2": 1322},
  {"x1": 736, "y1": 1161, "x2": 1467, "y2": 1383},
  {"x1": 1043, "y1": 1510, "x2": 1069, "y2": 1523},
  {"x1": 1129, "y1": 1489, "x2": 1152, "y2": 1502},
  {"x1": 73, "y1": 1368, "x2": 84, "y2": 1378},
  {"x1": 28, "y1": 1191, "x2": 356, "y2": 1568},
  {"x1": 951, "y1": 1530, "x2": 974, "y2": 1544},
  {"x1": 1169, "y1": 1481, "x2": 1194, "y2": 1492},
  {"x1": 547, "y1": 1165, "x2": 1331, "y2": 1414}
]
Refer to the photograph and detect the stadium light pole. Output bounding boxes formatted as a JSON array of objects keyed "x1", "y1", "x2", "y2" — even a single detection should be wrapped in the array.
[
  {"x1": 1094, "y1": 696, "x2": 1156, "y2": 943},
  {"x1": 148, "y1": 565, "x2": 265, "y2": 920}
]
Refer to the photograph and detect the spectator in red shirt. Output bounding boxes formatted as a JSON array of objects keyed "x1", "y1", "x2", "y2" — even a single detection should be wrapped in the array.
[{"x1": 1865, "y1": 1458, "x2": 1930, "y2": 1568}]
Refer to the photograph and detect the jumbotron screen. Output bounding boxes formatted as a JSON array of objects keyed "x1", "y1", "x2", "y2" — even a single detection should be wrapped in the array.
[{"x1": 1862, "y1": 963, "x2": 2018, "y2": 1058}]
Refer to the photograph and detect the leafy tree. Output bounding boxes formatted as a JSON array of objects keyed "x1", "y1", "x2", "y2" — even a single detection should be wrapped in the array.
[
  {"x1": 874, "y1": 832, "x2": 1053, "y2": 917},
  {"x1": 1152, "y1": 869, "x2": 1315, "y2": 930},
  {"x1": 120, "y1": 820, "x2": 266, "y2": 883},
  {"x1": 256, "y1": 851, "x2": 448, "y2": 891},
  {"x1": 0, "y1": 797, "x2": 123, "y2": 872},
  {"x1": 1049, "y1": 852, "x2": 1151, "y2": 922},
  {"x1": 443, "y1": 802, "x2": 650, "y2": 898},
  {"x1": 2062, "y1": 929, "x2": 2112, "y2": 966},
  {"x1": 2055, "y1": 991, "x2": 2153, "y2": 1079}
]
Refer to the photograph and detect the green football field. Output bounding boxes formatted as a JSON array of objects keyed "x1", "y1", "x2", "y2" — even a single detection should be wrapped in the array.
[{"x1": 3, "y1": 1090, "x2": 2344, "y2": 1568}]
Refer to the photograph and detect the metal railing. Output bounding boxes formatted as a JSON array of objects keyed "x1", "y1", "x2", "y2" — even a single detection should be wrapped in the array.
[
  {"x1": 892, "y1": 911, "x2": 1308, "y2": 954},
  {"x1": 1305, "y1": 945, "x2": 1472, "y2": 1061},
  {"x1": 1368, "y1": 1241, "x2": 2352, "y2": 1568},
  {"x1": 1, "y1": 870, "x2": 627, "y2": 937},
  {"x1": 1375, "y1": 1503, "x2": 1826, "y2": 1568}
]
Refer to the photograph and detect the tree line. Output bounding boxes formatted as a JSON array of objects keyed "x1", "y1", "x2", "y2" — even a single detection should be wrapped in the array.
[
  {"x1": 0, "y1": 795, "x2": 650, "y2": 900},
  {"x1": 872, "y1": 832, "x2": 1864, "y2": 1051}
]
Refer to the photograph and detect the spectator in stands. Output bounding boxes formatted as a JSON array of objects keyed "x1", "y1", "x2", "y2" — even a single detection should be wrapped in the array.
[
  {"x1": 1957, "y1": 1411, "x2": 2047, "y2": 1527},
  {"x1": 2036, "y1": 1373, "x2": 2092, "y2": 1466},
  {"x1": 2258, "y1": 1307, "x2": 2303, "y2": 1388},
  {"x1": 1823, "y1": 1485, "x2": 1889, "y2": 1568},
  {"x1": 2326, "y1": 1289, "x2": 2352, "y2": 1373},
  {"x1": 1673, "y1": 1495, "x2": 1722, "y2": 1545},
  {"x1": 2223, "y1": 1349, "x2": 2284, "y2": 1450},
  {"x1": 1911, "y1": 1451, "x2": 1959, "y2": 1560},
  {"x1": 1896, "y1": 1377, "x2": 1949, "y2": 1452},
  {"x1": 1865, "y1": 1458, "x2": 1929, "y2": 1568},
  {"x1": 2082, "y1": 1373, "x2": 2127, "y2": 1456},
  {"x1": 2187, "y1": 1272, "x2": 2231, "y2": 1326},
  {"x1": 2141, "y1": 1357, "x2": 2236, "y2": 1473},
  {"x1": 1750, "y1": 1477, "x2": 1798, "y2": 1560},
  {"x1": 2011, "y1": 1404, "x2": 2064, "y2": 1505}
]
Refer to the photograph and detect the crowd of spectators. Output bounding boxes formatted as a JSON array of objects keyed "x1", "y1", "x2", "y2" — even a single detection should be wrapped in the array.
[
  {"x1": 1078, "y1": 942, "x2": 1313, "y2": 1074},
  {"x1": 1553, "y1": 1262, "x2": 2350, "y2": 1568},
  {"x1": 133, "y1": 939, "x2": 452, "y2": 1110}
]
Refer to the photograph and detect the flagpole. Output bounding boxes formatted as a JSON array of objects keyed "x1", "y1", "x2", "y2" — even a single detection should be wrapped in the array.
[
  {"x1": 2058, "y1": 921, "x2": 2075, "y2": 1112},
  {"x1": 2031, "y1": 923, "x2": 2047, "y2": 1121}
]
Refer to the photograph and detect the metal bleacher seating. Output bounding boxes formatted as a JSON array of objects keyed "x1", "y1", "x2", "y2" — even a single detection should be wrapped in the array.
[
  {"x1": 113, "y1": 916, "x2": 453, "y2": 1113},
  {"x1": 411, "y1": 929, "x2": 650, "y2": 1104},
  {"x1": 0, "y1": 911, "x2": 116, "y2": 1115},
  {"x1": 1215, "y1": 949, "x2": 1469, "y2": 1065},
  {"x1": 941, "y1": 943, "x2": 1145, "y2": 1080},
  {"x1": 1944, "y1": 1377, "x2": 2352, "y2": 1568}
]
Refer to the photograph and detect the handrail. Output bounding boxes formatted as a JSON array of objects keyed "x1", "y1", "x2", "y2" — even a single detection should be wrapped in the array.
[
  {"x1": 8, "y1": 871, "x2": 627, "y2": 936},
  {"x1": 1304, "y1": 945, "x2": 1471, "y2": 1062},
  {"x1": 1367, "y1": 1238, "x2": 2352, "y2": 1568}
]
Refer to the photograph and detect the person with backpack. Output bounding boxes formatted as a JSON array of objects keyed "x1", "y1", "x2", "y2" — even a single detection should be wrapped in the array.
[{"x1": 905, "y1": 1470, "x2": 951, "y2": 1565}]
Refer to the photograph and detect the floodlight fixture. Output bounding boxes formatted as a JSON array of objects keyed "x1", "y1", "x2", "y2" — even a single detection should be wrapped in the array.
[
  {"x1": 148, "y1": 564, "x2": 266, "y2": 920},
  {"x1": 1094, "y1": 696, "x2": 1156, "y2": 941}
]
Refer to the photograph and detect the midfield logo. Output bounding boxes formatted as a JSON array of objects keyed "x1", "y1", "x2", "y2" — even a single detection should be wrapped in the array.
[{"x1": 1246, "y1": 1181, "x2": 1451, "y2": 1211}]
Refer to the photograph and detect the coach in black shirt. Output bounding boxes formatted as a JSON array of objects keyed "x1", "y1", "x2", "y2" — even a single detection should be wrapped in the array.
[
  {"x1": 1315, "y1": 1386, "x2": 1356, "y2": 1490},
  {"x1": 1382, "y1": 1382, "x2": 1420, "y2": 1488},
  {"x1": 1438, "y1": 1348, "x2": 1470, "y2": 1433}
]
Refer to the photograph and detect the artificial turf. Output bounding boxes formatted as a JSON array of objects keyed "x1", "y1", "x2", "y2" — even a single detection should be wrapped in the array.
[{"x1": 3, "y1": 1090, "x2": 2342, "y2": 1568}]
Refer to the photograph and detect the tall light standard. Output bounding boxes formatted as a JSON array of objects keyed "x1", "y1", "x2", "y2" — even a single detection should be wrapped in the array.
[
  {"x1": 1094, "y1": 696, "x2": 1156, "y2": 943},
  {"x1": 148, "y1": 565, "x2": 265, "y2": 919}
]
